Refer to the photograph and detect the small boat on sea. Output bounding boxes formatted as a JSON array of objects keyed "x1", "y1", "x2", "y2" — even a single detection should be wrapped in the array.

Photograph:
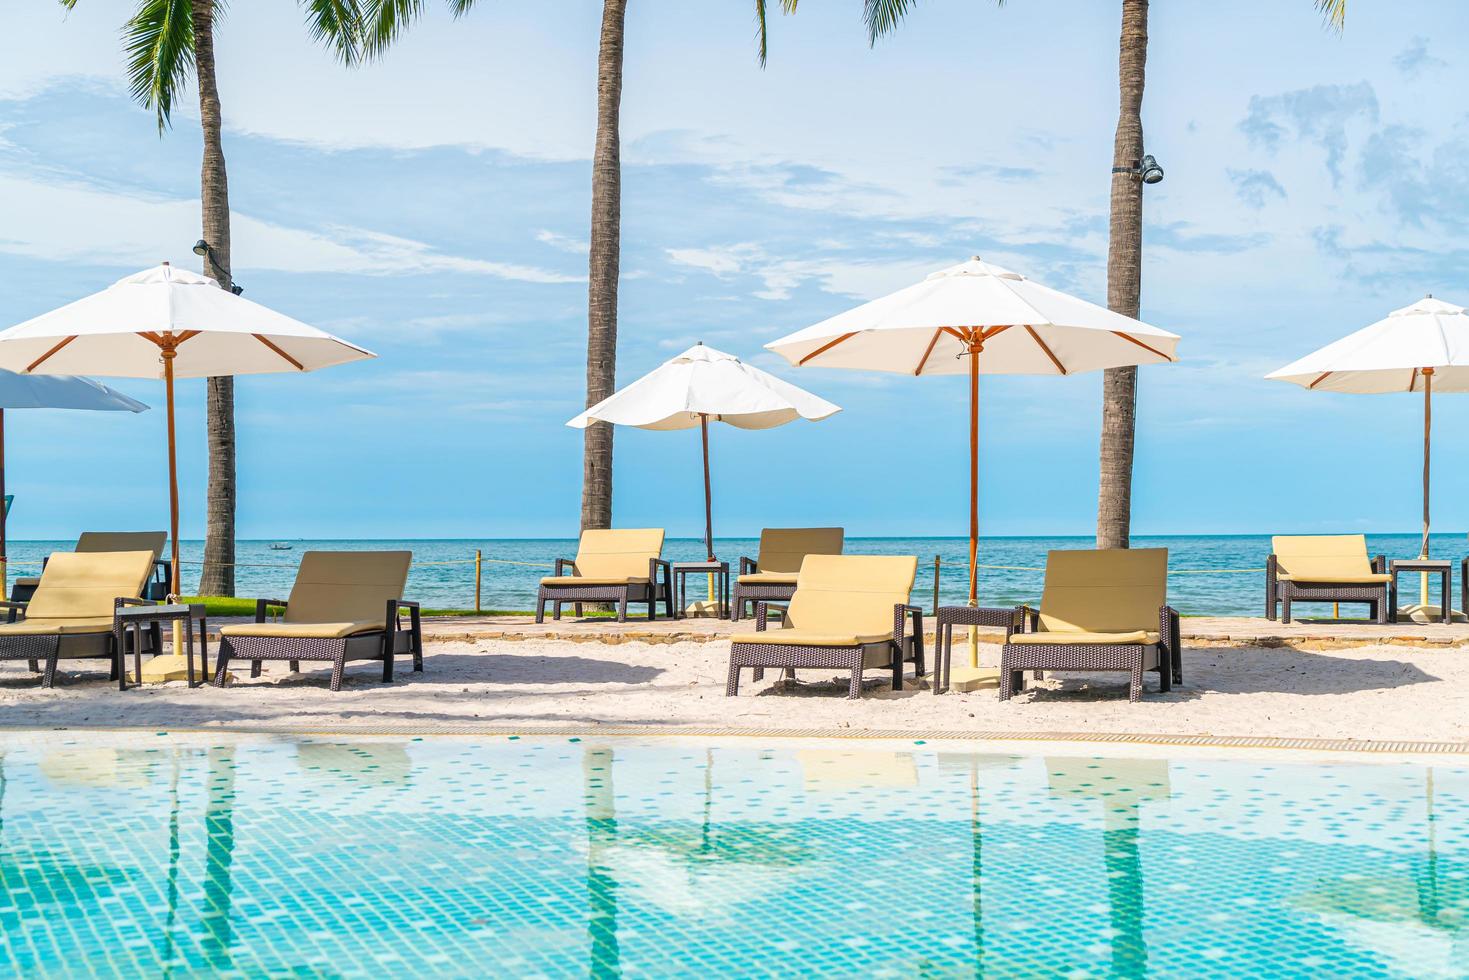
[{"x1": 270, "y1": 542, "x2": 293, "y2": 551}]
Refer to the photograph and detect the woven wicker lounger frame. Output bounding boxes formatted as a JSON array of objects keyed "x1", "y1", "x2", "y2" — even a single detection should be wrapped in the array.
[
  {"x1": 730, "y1": 557, "x2": 796, "y2": 622},
  {"x1": 0, "y1": 597, "x2": 156, "y2": 688},
  {"x1": 213, "y1": 598, "x2": 423, "y2": 692},
  {"x1": 1000, "y1": 605, "x2": 1181, "y2": 703},
  {"x1": 726, "y1": 601, "x2": 924, "y2": 700},
  {"x1": 1265, "y1": 554, "x2": 1389, "y2": 624},
  {"x1": 535, "y1": 557, "x2": 673, "y2": 623}
]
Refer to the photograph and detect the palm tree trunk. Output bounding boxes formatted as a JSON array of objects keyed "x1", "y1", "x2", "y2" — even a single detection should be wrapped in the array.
[
  {"x1": 581, "y1": 0, "x2": 626, "y2": 533},
  {"x1": 193, "y1": 0, "x2": 236, "y2": 596},
  {"x1": 1096, "y1": 0, "x2": 1148, "y2": 551}
]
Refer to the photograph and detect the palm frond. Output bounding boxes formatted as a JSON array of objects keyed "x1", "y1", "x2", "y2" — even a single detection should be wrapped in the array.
[
  {"x1": 1316, "y1": 0, "x2": 1345, "y2": 32},
  {"x1": 447, "y1": 0, "x2": 476, "y2": 16},
  {"x1": 863, "y1": 0, "x2": 917, "y2": 43},
  {"x1": 122, "y1": 0, "x2": 195, "y2": 133},
  {"x1": 301, "y1": 0, "x2": 366, "y2": 66},
  {"x1": 360, "y1": 0, "x2": 426, "y2": 59},
  {"x1": 57, "y1": 0, "x2": 79, "y2": 9},
  {"x1": 754, "y1": 0, "x2": 799, "y2": 68}
]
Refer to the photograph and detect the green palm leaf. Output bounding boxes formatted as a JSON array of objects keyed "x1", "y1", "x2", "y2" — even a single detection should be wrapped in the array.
[
  {"x1": 303, "y1": 0, "x2": 367, "y2": 66},
  {"x1": 122, "y1": 0, "x2": 196, "y2": 133}
]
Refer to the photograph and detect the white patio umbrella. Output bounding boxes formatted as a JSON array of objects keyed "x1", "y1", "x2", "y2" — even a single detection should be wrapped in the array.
[
  {"x1": 0, "y1": 264, "x2": 374, "y2": 675},
  {"x1": 568, "y1": 343, "x2": 840, "y2": 560},
  {"x1": 0, "y1": 371, "x2": 149, "y2": 578},
  {"x1": 766, "y1": 257, "x2": 1181, "y2": 683},
  {"x1": 1267, "y1": 296, "x2": 1469, "y2": 614}
]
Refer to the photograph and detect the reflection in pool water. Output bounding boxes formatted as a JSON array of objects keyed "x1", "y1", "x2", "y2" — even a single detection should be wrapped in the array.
[{"x1": 0, "y1": 733, "x2": 1463, "y2": 977}]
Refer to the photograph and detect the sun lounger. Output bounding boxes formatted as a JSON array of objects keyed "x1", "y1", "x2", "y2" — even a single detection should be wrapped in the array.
[
  {"x1": 535, "y1": 529, "x2": 671, "y2": 623},
  {"x1": 731, "y1": 527, "x2": 844, "y2": 621},
  {"x1": 1266, "y1": 534, "x2": 1389, "y2": 624},
  {"x1": 726, "y1": 554, "x2": 922, "y2": 699},
  {"x1": 0, "y1": 550, "x2": 157, "y2": 687},
  {"x1": 11, "y1": 531, "x2": 169, "y2": 603},
  {"x1": 213, "y1": 551, "x2": 421, "y2": 691},
  {"x1": 1001, "y1": 548, "x2": 1179, "y2": 702}
]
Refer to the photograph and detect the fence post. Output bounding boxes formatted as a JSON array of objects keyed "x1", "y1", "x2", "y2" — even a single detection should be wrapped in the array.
[
  {"x1": 475, "y1": 549, "x2": 482, "y2": 613},
  {"x1": 932, "y1": 554, "x2": 941, "y2": 613}
]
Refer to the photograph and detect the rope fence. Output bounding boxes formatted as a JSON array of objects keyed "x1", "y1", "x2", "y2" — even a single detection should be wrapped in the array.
[{"x1": 0, "y1": 548, "x2": 1272, "y2": 614}]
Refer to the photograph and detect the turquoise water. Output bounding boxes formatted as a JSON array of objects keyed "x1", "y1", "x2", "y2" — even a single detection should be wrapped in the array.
[
  {"x1": 0, "y1": 732, "x2": 1466, "y2": 978},
  {"x1": 3, "y1": 532, "x2": 1463, "y2": 614}
]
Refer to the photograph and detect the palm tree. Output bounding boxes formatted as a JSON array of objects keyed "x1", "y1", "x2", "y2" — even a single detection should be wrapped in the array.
[
  {"x1": 61, "y1": 0, "x2": 364, "y2": 595},
  {"x1": 361, "y1": 1, "x2": 788, "y2": 534},
  {"x1": 853, "y1": 0, "x2": 1345, "y2": 548}
]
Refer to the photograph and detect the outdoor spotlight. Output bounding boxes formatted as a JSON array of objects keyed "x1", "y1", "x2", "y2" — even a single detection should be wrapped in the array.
[
  {"x1": 1111, "y1": 154, "x2": 1165, "y2": 185},
  {"x1": 1139, "y1": 154, "x2": 1164, "y2": 184},
  {"x1": 191, "y1": 238, "x2": 244, "y2": 295}
]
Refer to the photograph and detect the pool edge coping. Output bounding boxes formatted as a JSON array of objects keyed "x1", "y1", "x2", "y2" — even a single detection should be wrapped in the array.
[{"x1": 4, "y1": 724, "x2": 1468, "y2": 756}]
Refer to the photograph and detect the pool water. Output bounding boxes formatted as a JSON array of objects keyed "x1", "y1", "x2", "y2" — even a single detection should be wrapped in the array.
[{"x1": 0, "y1": 733, "x2": 1465, "y2": 978}]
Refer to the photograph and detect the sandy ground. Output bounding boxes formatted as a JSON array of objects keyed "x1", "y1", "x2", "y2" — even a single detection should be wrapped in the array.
[{"x1": 2, "y1": 636, "x2": 1469, "y2": 743}]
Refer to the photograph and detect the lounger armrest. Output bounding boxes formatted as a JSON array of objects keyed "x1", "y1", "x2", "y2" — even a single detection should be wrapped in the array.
[
  {"x1": 254, "y1": 598, "x2": 289, "y2": 623},
  {"x1": 649, "y1": 558, "x2": 671, "y2": 595},
  {"x1": 1015, "y1": 604, "x2": 1039, "y2": 634},
  {"x1": 1265, "y1": 554, "x2": 1278, "y2": 611},
  {"x1": 1006, "y1": 605, "x2": 1030, "y2": 640},
  {"x1": 554, "y1": 557, "x2": 577, "y2": 577},
  {"x1": 894, "y1": 603, "x2": 923, "y2": 643},
  {"x1": 386, "y1": 598, "x2": 422, "y2": 631},
  {"x1": 739, "y1": 556, "x2": 758, "y2": 575},
  {"x1": 1160, "y1": 605, "x2": 1182, "y2": 684},
  {"x1": 753, "y1": 601, "x2": 771, "y2": 632},
  {"x1": 0, "y1": 598, "x2": 26, "y2": 623},
  {"x1": 1372, "y1": 554, "x2": 1387, "y2": 574}
]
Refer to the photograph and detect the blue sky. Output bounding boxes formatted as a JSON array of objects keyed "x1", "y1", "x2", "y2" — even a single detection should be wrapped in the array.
[{"x1": 1, "y1": 1, "x2": 1468, "y2": 540}]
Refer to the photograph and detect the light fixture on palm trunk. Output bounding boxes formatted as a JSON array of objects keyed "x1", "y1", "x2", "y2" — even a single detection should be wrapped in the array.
[
  {"x1": 192, "y1": 240, "x2": 244, "y2": 295},
  {"x1": 1112, "y1": 154, "x2": 1165, "y2": 184}
]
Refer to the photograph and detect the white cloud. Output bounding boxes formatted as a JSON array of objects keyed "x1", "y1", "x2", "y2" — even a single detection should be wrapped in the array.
[
  {"x1": 536, "y1": 229, "x2": 589, "y2": 254},
  {"x1": 0, "y1": 172, "x2": 581, "y2": 283}
]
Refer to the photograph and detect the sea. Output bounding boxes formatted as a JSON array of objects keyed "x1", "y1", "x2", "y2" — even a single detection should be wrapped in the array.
[{"x1": 4, "y1": 534, "x2": 1459, "y2": 616}]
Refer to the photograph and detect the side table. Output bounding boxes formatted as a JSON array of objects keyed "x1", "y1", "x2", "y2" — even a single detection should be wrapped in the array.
[
  {"x1": 671, "y1": 561, "x2": 731, "y2": 619},
  {"x1": 934, "y1": 605, "x2": 1025, "y2": 694},
  {"x1": 114, "y1": 602, "x2": 209, "y2": 690},
  {"x1": 1389, "y1": 559, "x2": 1452, "y2": 624}
]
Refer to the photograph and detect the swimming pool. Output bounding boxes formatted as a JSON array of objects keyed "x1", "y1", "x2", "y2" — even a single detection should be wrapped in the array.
[{"x1": 0, "y1": 732, "x2": 1463, "y2": 978}]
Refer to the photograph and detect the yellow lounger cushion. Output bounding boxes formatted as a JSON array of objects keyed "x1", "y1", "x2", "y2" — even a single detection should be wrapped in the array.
[
  {"x1": 737, "y1": 572, "x2": 798, "y2": 586},
  {"x1": 753, "y1": 528, "x2": 844, "y2": 576},
  {"x1": 1033, "y1": 548, "x2": 1167, "y2": 635},
  {"x1": 24, "y1": 551, "x2": 156, "y2": 622},
  {"x1": 571, "y1": 529, "x2": 664, "y2": 581},
  {"x1": 730, "y1": 629, "x2": 892, "y2": 647},
  {"x1": 1009, "y1": 630, "x2": 1160, "y2": 646},
  {"x1": 1276, "y1": 572, "x2": 1391, "y2": 584},
  {"x1": 540, "y1": 576, "x2": 649, "y2": 587},
  {"x1": 784, "y1": 554, "x2": 917, "y2": 637},
  {"x1": 1271, "y1": 534, "x2": 1378, "y2": 582},
  {"x1": 220, "y1": 620, "x2": 387, "y2": 640},
  {"x1": 0, "y1": 617, "x2": 117, "y2": 636}
]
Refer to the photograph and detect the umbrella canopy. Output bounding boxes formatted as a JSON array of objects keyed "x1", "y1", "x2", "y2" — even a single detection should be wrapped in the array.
[
  {"x1": 0, "y1": 263, "x2": 375, "y2": 608},
  {"x1": 766, "y1": 257, "x2": 1180, "y2": 620},
  {"x1": 568, "y1": 343, "x2": 840, "y2": 559},
  {"x1": 0, "y1": 371, "x2": 149, "y2": 572},
  {"x1": 1267, "y1": 296, "x2": 1469, "y2": 566}
]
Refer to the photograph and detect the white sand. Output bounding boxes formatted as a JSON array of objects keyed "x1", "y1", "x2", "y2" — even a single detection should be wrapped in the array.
[{"x1": 3, "y1": 637, "x2": 1469, "y2": 744}]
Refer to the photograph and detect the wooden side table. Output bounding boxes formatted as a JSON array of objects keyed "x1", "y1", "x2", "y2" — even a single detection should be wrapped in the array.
[
  {"x1": 933, "y1": 605, "x2": 1025, "y2": 694},
  {"x1": 114, "y1": 602, "x2": 209, "y2": 689},
  {"x1": 671, "y1": 561, "x2": 731, "y2": 619},
  {"x1": 1390, "y1": 559, "x2": 1453, "y2": 624}
]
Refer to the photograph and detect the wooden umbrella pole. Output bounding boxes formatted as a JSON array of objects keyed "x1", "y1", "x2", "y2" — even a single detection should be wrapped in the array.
[
  {"x1": 0, "y1": 407, "x2": 7, "y2": 592},
  {"x1": 163, "y1": 342, "x2": 181, "y2": 599},
  {"x1": 968, "y1": 340, "x2": 980, "y2": 606},
  {"x1": 968, "y1": 339, "x2": 981, "y2": 670},
  {"x1": 1422, "y1": 367, "x2": 1433, "y2": 560},
  {"x1": 701, "y1": 413, "x2": 715, "y2": 561},
  {"x1": 1421, "y1": 367, "x2": 1433, "y2": 609}
]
